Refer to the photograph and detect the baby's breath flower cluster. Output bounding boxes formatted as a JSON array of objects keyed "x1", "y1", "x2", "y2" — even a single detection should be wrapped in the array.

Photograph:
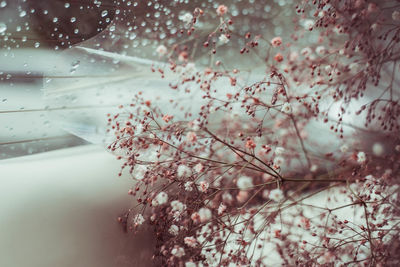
[{"x1": 108, "y1": 1, "x2": 400, "y2": 266}]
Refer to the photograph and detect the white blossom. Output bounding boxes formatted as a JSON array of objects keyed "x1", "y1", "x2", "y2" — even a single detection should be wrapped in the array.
[
  {"x1": 171, "y1": 200, "x2": 186, "y2": 213},
  {"x1": 184, "y1": 236, "x2": 198, "y2": 248},
  {"x1": 301, "y1": 47, "x2": 312, "y2": 56},
  {"x1": 236, "y1": 176, "x2": 253, "y2": 190},
  {"x1": 198, "y1": 207, "x2": 212, "y2": 222},
  {"x1": 194, "y1": 163, "x2": 204, "y2": 173},
  {"x1": 372, "y1": 143, "x2": 384, "y2": 156},
  {"x1": 324, "y1": 65, "x2": 332, "y2": 74},
  {"x1": 171, "y1": 246, "x2": 185, "y2": 258},
  {"x1": 281, "y1": 102, "x2": 292, "y2": 114},
  {"x1": 184, "y1": 181, "x2": 193, "y2": 191},
  {"x1": 218, "y1": 34, "x2": 229, "y2": 44},
  {"x1": 133, "y1": 165, "x2": 147, "y2": 180},
  {"x1": 222, "y1": 192, "x2": 233, "y2": 204},
  {"x1": 172, "y1": 211, "x2": 182, "y2": 222},
  {"x1": 269, "y1": 188, "x2": 284, "y2": 202},
  {"x1": 370, "y1": 23, "x2": 380, "y2": 31},
  {"x1": 349, "y1": 62, "x2": 361, "y2": 73},
  {"x1": 392, "y1": 10, "x2": 400, "y2": 21},
  {"x1": 132, "y1": 214, "x2": 145, "y2": 226},
  {"x1": 273, "y1": 156, "x2": 285, "y2": 168},
  {"x1": 315, "y1": 46, "x2": 326, "y2": 55},
  {"x1": 262, "y1": 189, "x2": 269, "y2": 199},
  {"x1": 289, "y1": 51, "x2": 299, "y2": 61},
  {"x1": 169, "y1": 224, "x2": 180, "y2": 236},
  {"x1": 186, "y1": 131, "x2": 197, "y2": 143},
  {"x1": 156, "y1": 45, "x2": 167, "y2": 56},
  {"x1": 218, "y1": 203, "x2": 227, "y2": 215},
  {"x1": 357, "y1": 151, "x2": 367, "y2": 164},
  {"x1": 152, "y1": 191, "x2": 168, "y2": 206},
  {"x1": 310, "y1": 164, "x2": 318, "y2": 172},
  {"x1": 198, "y1": 181, "x2": 209, "y2": 192},
  {"x1": 303, "y1": 19, "x2": 314, "y2": 30},
  {"x1": 179, "y1": 12, "x2": 193, "y2": 24},
  {"x1": 396, "y1": 145, "x2": 400, "y2": 152},
  {"x1": 340, "y1": 144, "x2": 349, "y2": 153},
  {"x1": 177, "y1": 164, "x2": 191, "y2": 178}
]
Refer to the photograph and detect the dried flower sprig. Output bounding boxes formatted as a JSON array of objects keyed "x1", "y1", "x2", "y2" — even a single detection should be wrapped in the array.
[{"x1": 108, "y1": 1, "x2": 400, "y2": 266}]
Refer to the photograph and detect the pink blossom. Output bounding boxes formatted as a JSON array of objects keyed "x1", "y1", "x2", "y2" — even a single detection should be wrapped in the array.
[
  {"x1": 184, "y1": 236, "x2": 198, "y2": 248},
  {"x1": 274, "y1": 53, "x2": 284, "y2": 62},
  {"x1": 198, "y1": 181, "x2": 209, "y2": 193},
  {"x1": 162, "y1": 114, "x2": 173, "y2": 123},
  {"x1": 156, "y1": 45, "x2": 167, "y2": 56},
  {"x1": 300, "y1": 217, "x2": 311, "y2": 229},
  {"x1": 271, "y1": 36, "x2": 282, "y2": 47},
  {"x1": 191, "y1": 212, "x2": 200, "y2": 223},
  {"x1": 236, "y1": 190, "x2": 249, "y2": 203},
  {"x1": 245, "y1": 139, "x2": 256, "y2": 149},
  {"x1": 216, "y1": 5, "x2": 228, "y2": 16},
  {"x1": 178, "y1": 51, "x2": 188, "y2": 62},
  {"x1": 186, "y1": 131, "x2": 197, "y2": 143}
]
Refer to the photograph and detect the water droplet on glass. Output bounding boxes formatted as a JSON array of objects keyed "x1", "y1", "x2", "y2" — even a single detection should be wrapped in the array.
[
  {"x1": 0, "y1": 23, "x2": 6, "y2": 33},
  {"x1": 34, "y1": 42, "x2": 40, "y2": 48},
  {"x1": 70, "y1": 17, "x2": 76, "y2": 23},
  {"x1": 53, "y1": 17, "x2": 58, "y2": 23},
  {"x1": 109, "y1": 25, "x2": 115, "y2": 32},
  {"x1": 101, "y1": 10, "x2": 108, "y2": 17},
  {"x1": 19, "y1": 10, "x2": 27, "y2": 17},
  {"x1": 64, "y1": 3, "x2": 70, "y2": 8},
  {"x1": 0, "y1": 1, "x2": 7, "y2": 8}
]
